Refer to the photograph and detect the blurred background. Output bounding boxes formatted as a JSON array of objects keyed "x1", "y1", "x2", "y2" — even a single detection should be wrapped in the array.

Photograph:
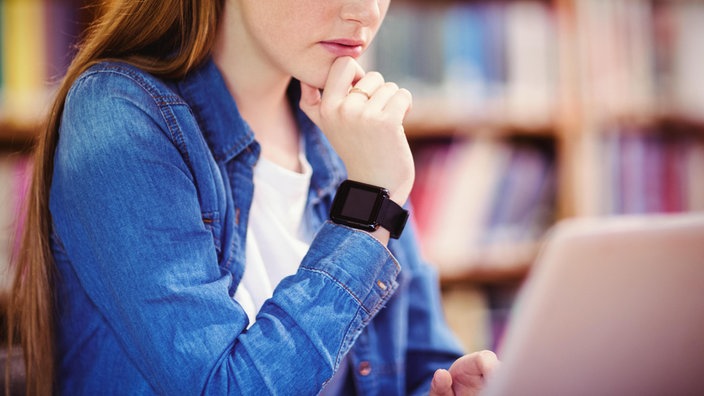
[{"x1": 1, "y1": 0, "x2": 703, "y2": 355}]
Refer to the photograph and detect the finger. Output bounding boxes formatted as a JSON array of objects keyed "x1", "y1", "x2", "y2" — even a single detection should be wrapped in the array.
[
  {"x1": 322, "y1": 57, "x2": 365, "y2": 104},
  {"x1": 366, "y1": 82, "x2": 399, "y2": 110},
  {"x1": 446, "y1": 351, "x2": 499, "y2": 394},
  {"x1": 477, "y1": 350, "x2": 501, "y2": 378},
  {"x1": 429, "y1": 369, "x2": 454, "y2": 396},
  {"x1": 382, "y1": 88, "x2": 413, "y2": 124},
  {"x1": 349, "y1": 71, "x2": 385, "y2": 101}
]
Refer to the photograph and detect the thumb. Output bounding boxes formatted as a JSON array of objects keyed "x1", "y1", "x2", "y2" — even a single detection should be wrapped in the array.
[
  {"x1": 299, "y1": 82, "x2": 322, "y2": 125},
  {"x1": 429, "y1": 369, "x2": 454, "y2": 396}
]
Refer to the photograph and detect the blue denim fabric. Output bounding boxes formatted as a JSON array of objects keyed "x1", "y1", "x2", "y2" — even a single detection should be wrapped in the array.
[{"x1": 49, "y1": 59, "x2": 463, "y2": 395}]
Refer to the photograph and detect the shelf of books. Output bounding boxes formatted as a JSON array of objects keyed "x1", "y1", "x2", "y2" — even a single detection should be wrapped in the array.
[
  {"x1": 367, "y1": 0, "x2": 562, "y2": 285},
  {"x1": 1, "y1": 0, "x2": 704, "y2": 351},
  {"x1": 368, "y1": 0, "x2": 704, "y2": 292},
  {"x1": 0, "y1": 0, "x2": 91, "y2": 309},
  {"x1": 561, "y1": 0, "x2": 704, "y2": 219},
  {"x1": 0, "y1": 0, "x2": 91, "y2": 147}
]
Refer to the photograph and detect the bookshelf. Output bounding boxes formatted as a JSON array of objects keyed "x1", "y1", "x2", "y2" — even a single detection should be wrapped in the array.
[
  {"x1": 1, "y1": 0, "x2": 704, "y2": 352},
  {"x1": 0, "y1": 0, "x2": 92, "y2": 328},
  {"x1": 367, "y1": 0, "x2": 563, "y2": 284},
  {"x1": 364, "y1": 0, "x2": 704, "y2": 351},
  {"x1": 366, "y1": 0, "x2": 704, "y2": 290},
  {"x1": 0, "y1": 0, "x2": 93, "y2": 144}
]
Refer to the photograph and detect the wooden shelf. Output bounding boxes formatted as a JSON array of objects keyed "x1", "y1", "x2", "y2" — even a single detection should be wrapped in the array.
[
  {"x1": 404, "y1": 96, "x2": 558, "y2": 139},
  {"x1": 0, "y1": 119, "x2": 39, "y2": 150},
  {"x1": 655, "y1": 114, "x2": 704, "y2": 135},
  {"x1": 1, "y1": 0, "x2": 702, "y2": 290},
  {"x1": 0, "y1": 291, "x2": 10, "y2": 346},
  {"x1": 440, "y1": 263, "x2": 531, "y2": 285},
  {"x1": 433, "y1": 241, "x2": 540, "y2": 285}
]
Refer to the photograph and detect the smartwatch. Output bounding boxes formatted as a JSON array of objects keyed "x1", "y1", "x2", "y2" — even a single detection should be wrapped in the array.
[{"x1": 330, "y1": 180, "x2": 409, "y2": 239}]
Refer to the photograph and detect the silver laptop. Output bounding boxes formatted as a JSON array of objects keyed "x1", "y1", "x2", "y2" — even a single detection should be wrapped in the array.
[{"x1": 481, "y1": 214, "x2": 704, "y2": 396}]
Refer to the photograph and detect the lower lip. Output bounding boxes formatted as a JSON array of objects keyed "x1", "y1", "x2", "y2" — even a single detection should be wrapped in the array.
[{"x1": 320, "y1": 42, "x2": 363, "y2": 58}]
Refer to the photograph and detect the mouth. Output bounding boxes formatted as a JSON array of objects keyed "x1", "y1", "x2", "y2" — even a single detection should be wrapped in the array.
[{"x1": 319, "y1": 39, "x2": 365, "y2": 58}]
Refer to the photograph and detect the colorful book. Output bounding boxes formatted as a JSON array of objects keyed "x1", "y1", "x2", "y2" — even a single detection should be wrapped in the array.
[
  {"x1": 442, "y1": 2, "x2": 495, "y2": 109},
  {"x1": 483, "y1": 139, "x2": 556, "y2": 247},
  {"x1": 2, "y1": 0, "x2": 47, "y2": 121},
  {"x1": 504, "y1": 0, "x2": 557, "y2": 125},
  {"x1": 409, "y1": 138, "x2": 454, "y2": 248},
  {"x1": 422, "y1": 136, "x2": 512, "y2": 273},
  {"x1": 661, "y1": 135, "x2": 687, "y2": 213},
  {"x1": 44, "y1": 0, "x2": 83, "y2": 83},
  {"x1": 671, "y1": 1, "x2": 704, "y2": 118},
  {"x1": 686, "y1": 138, "x2": 704, "y2": 212},
  {"x1": 0, "y1": 1, "x2": 4, "y2": 100}
]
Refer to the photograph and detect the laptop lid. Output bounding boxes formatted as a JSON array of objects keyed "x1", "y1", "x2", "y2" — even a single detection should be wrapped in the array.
[{"x1": 481, "y1": 214, "x2": 704, "y2": 396}]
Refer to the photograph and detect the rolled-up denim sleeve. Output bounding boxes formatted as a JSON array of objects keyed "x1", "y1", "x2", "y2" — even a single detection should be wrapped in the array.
[{"x1": 50, "y1": 69, "x2": 401, "y2": 394}]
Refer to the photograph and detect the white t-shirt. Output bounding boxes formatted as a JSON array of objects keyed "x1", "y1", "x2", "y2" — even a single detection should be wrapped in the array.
[{"x1": 236, "y1": 152, "x2": 313, "y2": 324}]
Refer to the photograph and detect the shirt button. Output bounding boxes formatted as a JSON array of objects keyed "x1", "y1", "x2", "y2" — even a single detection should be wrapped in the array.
[
  {"x1": 358, "y1": 361, "x2": 372, "y2": 376},
  {"x1": 376, "y1": 280, "x2": 387, "y2": 291}
]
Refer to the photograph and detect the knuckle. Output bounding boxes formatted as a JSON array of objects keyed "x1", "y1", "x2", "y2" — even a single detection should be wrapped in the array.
[
  {"x1": 365, "y1": 71, "x2": 385, "y2": 83},
  {"x1": 398, "y1": 88, "x2": 412, "y2": 101}
]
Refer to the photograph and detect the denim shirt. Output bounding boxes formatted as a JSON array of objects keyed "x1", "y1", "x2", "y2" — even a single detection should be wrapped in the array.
[{"x1": 49, "y1": 59, "x2": 463, "y2": 395}]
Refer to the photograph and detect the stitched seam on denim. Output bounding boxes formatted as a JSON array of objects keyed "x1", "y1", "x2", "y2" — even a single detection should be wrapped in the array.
[
  {"x1": 368, "y1": 280, "x2": 397, "y2": 314},
  {"x1": 156, "y1": 104, "x2": 193, "y2": 170},
  {"x1": 85, "y1": 63, "x2": 184, "y2": 102},
  {"x1": 299, "y1": 266, "x2": 371, "y2": 316},
  {"x1": 222, "y1": 238, "x2": 236, "y2": 270},
  {"x1": 221, "y1": 135, "x2": 257, "y2": 164},
  {"x1": 77, "y1": 68, "x2": 183, "y2": 107},
  {"x1": 325, "y1": 222, "x2": 402, "y2": 272},
  {"x1": 82, "y1": 68, "x2": 224, "y2": 234},
  {"x1": 339, "y1": 313, "x2": 366, "y2": 361},
  {"x1": 77, "y1": 65, "x2": 192, "y2": 165}
]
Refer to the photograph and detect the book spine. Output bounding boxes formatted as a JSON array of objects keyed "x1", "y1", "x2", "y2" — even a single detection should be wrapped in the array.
[
  {"x1": 45, "y1": 0, "x2": 82, "y2": 83},
  {"x1": 671, "y1": 1, "x2": 704, "y2": 118},
  {"x1": 2, "y1": 0, "x2": 46, "y2": 121},
  {"x1": 0, "y1": 1, "x2": 4, "y2": 104},
  {"x1": 374, "y1": 1, "x2": 558, "y2": 120},
  {"x1": 686, "y1": 138, "x2": 704, "y2": 211}
]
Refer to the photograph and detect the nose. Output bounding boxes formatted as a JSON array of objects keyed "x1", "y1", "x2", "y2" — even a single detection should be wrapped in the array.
[{"x1": 340, "y1": 0, "x2": 381, "y2": 26}]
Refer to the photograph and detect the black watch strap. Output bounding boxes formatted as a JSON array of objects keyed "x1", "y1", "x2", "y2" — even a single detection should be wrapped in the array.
[
  {"x1": 330, "y1": 180, "x2": 410, "y2": 239},
  {"x1": 378, "y1": 197, "x2": 409, "y2": 239}
]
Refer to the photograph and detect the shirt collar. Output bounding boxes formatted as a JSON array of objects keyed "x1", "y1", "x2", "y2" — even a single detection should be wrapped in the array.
[{"x1": 176, "y1": 58, "x2": 255, "y2": 163}]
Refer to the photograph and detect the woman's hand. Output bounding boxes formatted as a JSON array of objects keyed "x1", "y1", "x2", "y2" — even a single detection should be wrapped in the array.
[
  {"x1": 299, "y1": 56, "x2": 415, "y2": 206},
  {"x1": 430, "y1": 350, "x2": 501, "y2": 396}
]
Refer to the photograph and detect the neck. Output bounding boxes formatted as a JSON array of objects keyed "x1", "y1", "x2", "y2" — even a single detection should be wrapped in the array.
[{"x1": 213, "y1": 6, "x2": 302, "y2": 172}]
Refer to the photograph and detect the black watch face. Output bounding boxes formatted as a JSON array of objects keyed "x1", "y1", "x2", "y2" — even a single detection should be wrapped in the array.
[{"x1": 331, "y1": 181, "x2": 387, "y2": 231}]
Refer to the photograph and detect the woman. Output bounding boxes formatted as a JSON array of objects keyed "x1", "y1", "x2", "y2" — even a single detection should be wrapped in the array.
[{"x1": 8, "y1": 0, "x2": 498, "y2": 394}]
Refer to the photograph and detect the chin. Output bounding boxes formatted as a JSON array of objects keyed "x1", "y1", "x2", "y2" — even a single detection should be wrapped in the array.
[
  {"x1": 296, "y1": 71, "x2": 329, "y2": 91},
  {"x1": 295, "y1": 57, "x2": 341, "y2": 89}
]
